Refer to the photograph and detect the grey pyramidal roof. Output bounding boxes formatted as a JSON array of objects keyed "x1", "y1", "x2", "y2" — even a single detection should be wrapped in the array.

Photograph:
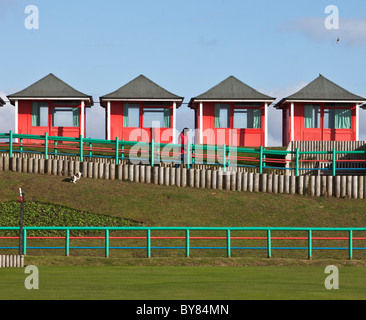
[
  {"x1": 191, "y1": 76, "x2": 275, "y2": 102},
  {"x1": 7, "y1": 73, "x2": 93, "y2": 105},
  {"x1": 284, "y1": 75, "x2": 365, "y2": 102},
  {"x1": 100, "y1": 75, "x2": 184, "y2": 102}
]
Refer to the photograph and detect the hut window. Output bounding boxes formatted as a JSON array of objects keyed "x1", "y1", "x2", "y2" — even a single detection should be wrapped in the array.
[
  {"x1": 304, "y1": 105, "x2": 320, "y2": 128},
  {"x1": 123, "y1": 103, "x2": 140, "y2": 127},
  {"x1": 52, "y1": 107, "x2": 79, "y2": 127},
  {"x1": 143, "y1": 108, "x2": 170, "y2": 128},
  {"x1": 214, "y1": 104, "x2": 230, "y2": 128},
  {"x1": 234, "y1": 108, "x2": 261, "y2": 129},
  {"x1": 32, "y1": 102, "x2": 49, "y2": 127},
  {"x1": 324, "y1": 108, "x2": 351, "y2": 129}
]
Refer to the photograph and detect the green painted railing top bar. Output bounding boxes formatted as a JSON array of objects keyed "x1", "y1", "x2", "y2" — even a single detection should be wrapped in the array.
[
  {"x1": 0, "y1": 226, "x2": 364, "y2": 259},
  {"x1": 1, "y1": 131, "x2": 366, "y2": 176}
]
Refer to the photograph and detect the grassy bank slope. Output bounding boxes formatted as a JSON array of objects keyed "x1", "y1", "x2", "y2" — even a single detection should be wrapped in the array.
[{"x1": 0, "y1": 171, "x2": 365, "y2": 228}]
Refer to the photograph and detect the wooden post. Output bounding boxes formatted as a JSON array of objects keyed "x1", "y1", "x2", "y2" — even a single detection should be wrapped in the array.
[
  {"x1": 279, "y1": 174, "x2": 284, "y2": 194},
  {"x1": 153, "y1": 166, "x2": 159, "y2": 185},
  {"x1": 188, "y1": 169, "x2": 194, "y2": 188},
  {"x1": 170, "y1": 167, "x2": 175, "y2": 186},
  {"x1": 262, "y1": 174, "x2": 267, "y2": 193},
  {"x1": 16, "y1": 158, "x2": 22, "y2": 173},
  {"x1": 254, "y1": 173, "x2": 260, "y2": 192},
  {"x1": 146, "y1": 166, "x2": 151, "y2": 184},
  {"x1": 182, "y1": 168, "x2": 187, "y2": 187},
  {"x1": 195, "y1": 169, "x2": 200, "y2": 188},
  {"x1": 38, "y1": 159, "x2": 45, "y2": 175},
  {"x1": 298, "y1": 176, "x2": 304, "y2": 195},
  {"x1": 243, "y1": 172, "x2": 248, "y2": 192},
  {"x1": 140, "y1": 165, "x2": 146, "y2": 183},
  {"x1": 129, "y1": 164, "x2": 134, "y2": 182},
  {"x1": 27, "y1": 158, "x2": 34, "y2": 175},
  {"x1": 217, "y1": 171, "x2": 223, "y2": 190},
  {"x1": 267, "y1": 174, "x2": 272, "y2": 193},
  {"x1": 91, "y1": 162, "x2": 97, "y2": 179},
  {"x1": 273, "y1": 174, "x2": 278, "y2": 194},
  {"x1": 134, "y1": 164, "x2": 139, "y2": 183},
  {"x1": 201, "y1": 169, "x2": 206, "y2": 189},
  {"x1": 110, "y1": 163, "x2": 116, "y2": 180},
  {"x1": 165, "y1": 167, "x2": 170, "y2": 186},
  {"x1": 359, "y1": 176, "x2": 364, "y2": 200},
  {"x1": 236, "y1": 171, "x2": 242, "y2": 192},
  {"x1": 159, "y1": 167, "x2": 164, "y2": 185},
  {"x1": 248, "y1": 173, "x2": 254, "y2": 192},
  {"x1": 327, "y1": 176, "x2": 333, "y2": 197},
  {"x1": 205, "y1": 170, "x2": 212, "y2": 189}
]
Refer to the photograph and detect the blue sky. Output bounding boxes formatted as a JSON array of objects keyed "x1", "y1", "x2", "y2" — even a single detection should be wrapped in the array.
[{"x1": 1, "y1": 0, "x2": 366, "y2": 145}]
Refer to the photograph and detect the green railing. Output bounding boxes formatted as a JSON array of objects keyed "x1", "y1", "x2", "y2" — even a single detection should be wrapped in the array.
[
  {"x1": 1, "y1": 226, "x2": 365, "y2": 260},
  {"x1": 1, "y1": 131, "x2": 366, "y2": 176}
]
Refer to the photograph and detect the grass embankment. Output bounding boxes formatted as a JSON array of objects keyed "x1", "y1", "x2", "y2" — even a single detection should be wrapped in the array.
[{"x1": 1, "y1": 170, "x2": 365, "y2": 228}]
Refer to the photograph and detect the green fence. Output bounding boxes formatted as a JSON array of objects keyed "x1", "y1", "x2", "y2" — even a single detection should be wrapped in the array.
[
  {"x1": 1, "y1": 226, "x2": 365, "y2": 260},
  {"x1": 1, "y1": 131, "x2": 366, "y2": 176}
]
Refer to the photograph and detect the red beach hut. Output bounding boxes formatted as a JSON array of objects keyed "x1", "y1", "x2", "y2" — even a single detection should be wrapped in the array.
[
  {"x1": 100, "y1": 75, "x2": 184, "y2": 144},
  {"x1": 274, "y1": 75, "x2": 366, "y2": 146},
  {"x1": 7, "y1": 73, "x2": 93, "y2": 141},
  {"x1": 188, "y1": 76, "x2": 275, "y2": 147}
]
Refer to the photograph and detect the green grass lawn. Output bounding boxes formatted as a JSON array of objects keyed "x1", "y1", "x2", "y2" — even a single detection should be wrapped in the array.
[{"x1": 1, "y1": 265, "x2": 365, "y2": 300}]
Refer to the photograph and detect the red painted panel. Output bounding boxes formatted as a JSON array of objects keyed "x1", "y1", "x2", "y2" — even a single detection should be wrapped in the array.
[
  {"x1": 108, "y1": 101, "x2": 175, "y2": 143},
  {"x1": 289, "y1": 103, "x2": 356, "y2": 143},
  {"x1": 18, "y1": 101, "x2": 32, "y2": 135},
  {"x1": 17, "y1": 100, "x2": 83, "y2": 144},
  {"x1": 197, "y1": 102, "x2": 266, "y2": 147}
]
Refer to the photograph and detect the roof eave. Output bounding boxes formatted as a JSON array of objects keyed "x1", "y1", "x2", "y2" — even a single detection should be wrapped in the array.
[
  {"x1": 274, "y1": 98, "x2": 366, "y2": 109},
  {"x1": 99, "y1": 97, "x2": 184, "y2": 108},
  {"x1": 188, "y1": 98, "x2": 276, "y2": 109},
  {"x1": 7, "y1": 96, "x2": 94, "y2": 107}
]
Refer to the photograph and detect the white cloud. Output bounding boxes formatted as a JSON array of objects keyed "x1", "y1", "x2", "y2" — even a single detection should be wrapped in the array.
[
  {"x1": 176, "y1": 104, "x2": 194, "y2": 132},
  {"x1": 259, "y1": 81, "x2": 309, "y2": 147},
  {"x1": 279, "y1": 16, "x2": 366, "y2": 47},
  {"x1": 0, "y1": 91, "x2": 14, "y2": 136},
  {"x1": 85, "y1": 105, "x2": 105, "y2": 139}
]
